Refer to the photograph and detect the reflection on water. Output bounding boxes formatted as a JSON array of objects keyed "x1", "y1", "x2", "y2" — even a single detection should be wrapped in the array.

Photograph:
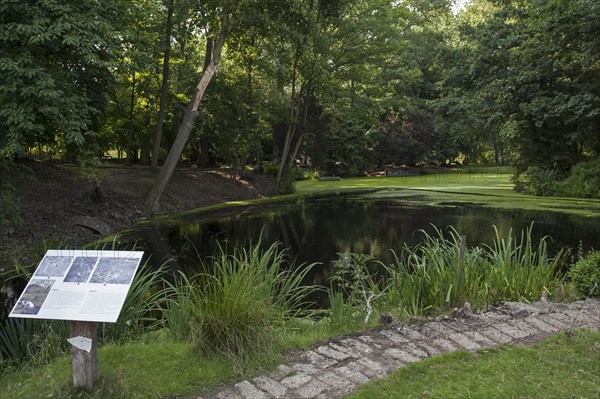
[{"x1": 128, "y1": 193, "x2": 600, "y2": 289}]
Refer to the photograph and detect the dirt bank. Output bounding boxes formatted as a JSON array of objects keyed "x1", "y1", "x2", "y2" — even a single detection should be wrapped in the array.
[{"x1": 1, "y1": 161, "x2": 278, "y2": 269}]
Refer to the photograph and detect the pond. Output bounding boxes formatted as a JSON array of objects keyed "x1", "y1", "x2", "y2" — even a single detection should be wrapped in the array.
[
  {"x1": 2, "y1": 192, "x2": 599, "y2": 320},
  {"x1": 124, "y1": 192, "x2": 600, "y2": 287}
]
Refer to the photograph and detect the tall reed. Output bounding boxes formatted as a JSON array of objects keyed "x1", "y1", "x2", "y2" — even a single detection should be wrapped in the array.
[
  {"x1": 384, "y1": 224, "x2": 565, "y2": 316},
  {"x1": 101, "y1": 262, "x2": 166, "y2": 342}
]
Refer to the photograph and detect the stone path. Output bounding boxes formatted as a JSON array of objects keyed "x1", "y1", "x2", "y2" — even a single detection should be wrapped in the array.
[{"x1": 206, "y1": 300, "x2": 600, "y2": 399}]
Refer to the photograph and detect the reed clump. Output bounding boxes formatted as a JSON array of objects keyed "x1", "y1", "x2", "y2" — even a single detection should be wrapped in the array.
[
  {"x1": 161, "y1": 240, "x2": 318, "y2": 369},
  {"x1": 385, "y1": 224, "x2": 565, "y2": 316},
  {"x1": 325, "y1": 224, "x2": 568, "y2": 327}
]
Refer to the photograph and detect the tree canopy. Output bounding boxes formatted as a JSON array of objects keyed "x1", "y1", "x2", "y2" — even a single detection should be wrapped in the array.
[{"x1": 2, "y1": 0, "x2": 599, "y2": 214}]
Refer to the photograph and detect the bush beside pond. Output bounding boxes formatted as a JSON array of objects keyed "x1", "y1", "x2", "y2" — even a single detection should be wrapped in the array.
[
  {"x1": 569, "y1": 250, "x2": 600, "y2": 299},
  {"x1": 516, "y1": 159, "x2": 600, "y2": 198}
]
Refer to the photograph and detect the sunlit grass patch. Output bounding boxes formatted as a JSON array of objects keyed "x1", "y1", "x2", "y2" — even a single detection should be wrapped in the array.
[{"x1": 348, "y1": 329, "x2": 600, "y2": 399}]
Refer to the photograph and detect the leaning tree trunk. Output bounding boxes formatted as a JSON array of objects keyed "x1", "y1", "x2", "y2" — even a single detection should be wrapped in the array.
[
  {"x1": 144, "y1": 13, "x2": 229, "y2": 212},
  {"x1": 151, "y1": 0, "x2": 175, "y2": 170}
]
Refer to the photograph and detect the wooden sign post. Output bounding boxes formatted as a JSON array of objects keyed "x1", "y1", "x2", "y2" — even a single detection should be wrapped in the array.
[{"x1": 70, "y1": 321, "x2": 100, "y2": 389}]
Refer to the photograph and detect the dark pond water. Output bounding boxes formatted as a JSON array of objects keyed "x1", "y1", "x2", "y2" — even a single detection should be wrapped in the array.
[
  {"x1": 2, "y1": 193, "x2": 599, "y2": 319},
  {"x1": 123, "y1": 192, "x2": 600, "y2": 287}
]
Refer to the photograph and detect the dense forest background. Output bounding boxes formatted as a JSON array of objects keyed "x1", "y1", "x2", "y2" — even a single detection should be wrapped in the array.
[{"x1": 1, "y1": 0, "x2": 599, "y2": 220}]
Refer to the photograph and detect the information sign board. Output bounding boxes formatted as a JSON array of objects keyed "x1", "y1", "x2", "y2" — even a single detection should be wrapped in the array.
[{"x1": 9, "y1": 250, "x2": 144, "y2": 323}]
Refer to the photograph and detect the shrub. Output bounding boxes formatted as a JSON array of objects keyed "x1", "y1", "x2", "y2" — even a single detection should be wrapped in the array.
[
  {"x1": 330, "y1": 252, "x2": 384, "y2": 326},
  {"x1": 568, "y1": 250, "x2": 600, "y2": 298},
  {"x1": 559, "y1": 160, "x2": 600, "y2": 198},
  {"x1": 277, "y1": 168, "x2": 299, "y2": 194},
  {"x1": 261, "y1": 160, "x2": 279, "y2": 177},
  {"x1": 519, "y1": 167, "x2": 561, "y2": 196},
  {"x1": 300, "y1": 168, "x2": 320, "y2": 181}
]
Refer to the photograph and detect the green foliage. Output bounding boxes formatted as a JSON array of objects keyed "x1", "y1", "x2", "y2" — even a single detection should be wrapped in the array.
[
  {"x1": 515, "y1": 160, "x2": 600, "y2": 199},
  {"x1": 436, "y1": 0, "x2": 600, "y2": 173},
  {"x1": 261, "y1": 160, "x2": 279, "y2": 177},
  {"x1": 300, "y1": 169, "x2": 320, "y2": 181},
  {"x1": 326, "y1": 289, "x2": 354, "y2": 330},
  {"x1": 559, "y1": 160, "x2": 600, "y2": 199},
  {"x1": 326, "y1": 117, "x2": 374, "y2": 175},
  {"x1": 384, "y1": 224, "x2": 565, "y2": 316},
  {"x1": 330, "y1": 252, "x2": 385, "y2": 325},
  {"x1": 568, "y1": 250, "x2": 600, "y2": 299},
  {"x1": 0, "y1": 0, "x2": 120, "y2": 159},
  {"x1": 0, "y1": 318, "x2": 40, "y2": 365},
  {"x1": 516, "y1": 167, "x2": 561, "y2": 197},
  {"x1": 101, "y1": 263, "x2": 166, "y2": 342},
  {"x1": 162, "y1": 240, "x2": 318, "y2": 370},
  {"x1": 0, "y1": 318, "x2": 69, "y2": 367},
  {"x1": 277, "y1": 168, "x2": 299, "y2": 194}
]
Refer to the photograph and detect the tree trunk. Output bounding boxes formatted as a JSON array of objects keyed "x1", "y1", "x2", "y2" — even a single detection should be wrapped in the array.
[
  {"x1": 126, "y1": 72, "x2": 136, "y2": 164},
  {"x1": 145, "y1": 12, "x2": 229, "y2": 212},
  {"x1": 288, "y1": 100, "x2": 310, "y2": 168},
  {"x1": 276, "y1": 51, "x2": 300, "y2": 183},
  {"x1": 140, "y1": 135, "x2": 151, "y2": 165},
  {"x1": 151, "y1": 0, "x2": 175, "y2": 170}
]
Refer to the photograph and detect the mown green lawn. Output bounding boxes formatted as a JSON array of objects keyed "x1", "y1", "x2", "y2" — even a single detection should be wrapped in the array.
[
  {"x1": 348, "y1": 329, "x2": 600, "y2": 399},
  {"x1": 296, "y1": 173, "x2": 600, "y2": 218},
  {"x1": 3, "y1": 329, "x2": 598, "y2": 399},
  {"x1": 0, "y1": 341, "x2": 231, "y2": 399}
]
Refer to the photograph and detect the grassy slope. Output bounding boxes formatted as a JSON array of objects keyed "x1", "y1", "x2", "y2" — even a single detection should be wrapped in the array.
[{"x1": 348, "y1": 329, "x2": 600, "y2": 399}]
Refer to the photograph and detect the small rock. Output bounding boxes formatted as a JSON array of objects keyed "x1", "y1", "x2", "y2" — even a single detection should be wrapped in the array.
[
  {"x1": 463, "y1": 301, "x2": 473, "y2": 316},
  {"x1": 379, "y1": 313, "x2": 393, "y2": 325}
]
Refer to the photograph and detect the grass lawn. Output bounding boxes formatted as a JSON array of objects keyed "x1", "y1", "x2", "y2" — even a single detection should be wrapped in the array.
[
  {"x1": 0, "y1": 323, "x2": 350, "y2": 399},
  {"x1": 3, "y1": 329, "x2": 597, "y2": 399},
  {"x1": 0, "y1": 341, "x2": 233, "y2": 399},
  {"x1": 296, "y1": 173, "x2": 600, "y2": 218},
  {"x1": 348, "y1": 329, "x2": 600, "y2": 399}
]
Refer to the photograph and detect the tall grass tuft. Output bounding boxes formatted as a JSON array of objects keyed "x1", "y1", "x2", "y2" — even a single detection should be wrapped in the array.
[
  {"x1": 0, "y1": 318, "x2": 70, "y2": 366},
  {"x1": 384, "y1": 224, "x2": 565, "y2": 316},
  {"x1": 161, "y1": 240, "x2": 319, "y2": 371},
  {"x1": 0, "y1": 317, "x2": 41, "y2": 365}
]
